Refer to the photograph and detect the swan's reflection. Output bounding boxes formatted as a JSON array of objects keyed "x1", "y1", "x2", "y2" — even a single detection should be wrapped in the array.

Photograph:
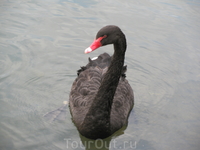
[{"x1": 79, "y1": 126, "x2": 127, "y2": 150}]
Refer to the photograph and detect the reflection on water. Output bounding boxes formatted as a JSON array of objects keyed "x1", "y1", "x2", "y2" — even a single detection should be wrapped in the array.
[{"x1": 0, "y1": 0, "x2": 200, "y2": 150}]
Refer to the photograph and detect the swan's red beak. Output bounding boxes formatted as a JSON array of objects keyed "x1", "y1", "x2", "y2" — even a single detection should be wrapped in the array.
[{"x1": 84, "y1": 36, "x2": 106, "y2": 54}]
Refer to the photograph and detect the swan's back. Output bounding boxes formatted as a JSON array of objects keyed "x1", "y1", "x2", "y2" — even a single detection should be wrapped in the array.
[{"x1": 69, "y1": 53, "x2": 134, "y2": 132}]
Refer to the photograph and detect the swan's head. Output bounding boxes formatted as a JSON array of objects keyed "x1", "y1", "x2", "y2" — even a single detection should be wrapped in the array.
[{"x1": 85, "y1": 25, "x2": 125, "y2": 54}]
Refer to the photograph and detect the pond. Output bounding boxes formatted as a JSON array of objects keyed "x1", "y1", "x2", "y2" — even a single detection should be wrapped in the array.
[{"x1": 0, "y1": 0, "x2": 200, "y2": 150}]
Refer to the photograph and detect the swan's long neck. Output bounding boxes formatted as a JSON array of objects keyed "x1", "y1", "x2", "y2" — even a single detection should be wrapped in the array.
[
  {"x1": 94, "y1": 42, "x2": 126, "y2": 111},
  {"x1": 80, "y1": 34, "x2": 126, "y2": 138}
]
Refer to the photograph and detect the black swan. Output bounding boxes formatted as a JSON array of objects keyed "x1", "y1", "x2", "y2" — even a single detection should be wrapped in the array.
[{"x1": 69, "y1": 25, "x2": 134, "y2": 139}]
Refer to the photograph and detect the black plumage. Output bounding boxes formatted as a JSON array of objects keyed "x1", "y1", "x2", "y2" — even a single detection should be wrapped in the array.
[{"x1": 69, "y1": 25, "x2": 134, "y2": 139}]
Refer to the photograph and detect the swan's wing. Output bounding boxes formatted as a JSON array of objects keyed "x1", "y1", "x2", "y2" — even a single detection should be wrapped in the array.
[
  {"x1": 69, "y1": 52, "x2": 131, "y2": 126},
  {"x1": 111, "y1": 78, "x2": 134, "y2": 131},
  {"x1": 70, "y1": 67, "x2": 102, "y2": 105},
  {"x1": 70, "y1": 53, "x2": 111, "y2": 107},
  {"x1": 69, "y1": 53, "x2": 111, "y2": 125}
]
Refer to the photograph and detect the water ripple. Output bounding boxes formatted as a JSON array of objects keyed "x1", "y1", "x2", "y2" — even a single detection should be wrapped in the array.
[{"x1": 0, "y1": 45, "x2": 22, "y2": 82}]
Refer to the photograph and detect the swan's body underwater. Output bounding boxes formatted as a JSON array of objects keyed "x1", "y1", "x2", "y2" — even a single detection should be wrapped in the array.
[{"x1": 69, "y1": 25, "x2": 134, "y2": 139}]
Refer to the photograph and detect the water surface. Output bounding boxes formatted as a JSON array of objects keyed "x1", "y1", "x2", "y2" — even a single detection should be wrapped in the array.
[{"x1": 0, "y1": 0, "x2": 200, "y2": 150}]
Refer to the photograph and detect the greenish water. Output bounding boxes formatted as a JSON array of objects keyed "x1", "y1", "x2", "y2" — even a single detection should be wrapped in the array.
[{"x1": 0, "y1": 0, "x2": 200, "y2": 150}]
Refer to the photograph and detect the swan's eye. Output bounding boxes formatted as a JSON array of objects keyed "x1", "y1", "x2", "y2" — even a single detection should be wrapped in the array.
[
  {"x1": 100, "y1": 35, "x2": 107, "y2": 42},
  {"x1": 102, "y1": 35, "x2": 107, "y2": 38}
]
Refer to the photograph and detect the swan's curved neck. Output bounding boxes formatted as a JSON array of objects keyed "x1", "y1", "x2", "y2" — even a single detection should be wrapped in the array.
[
  {"x1": 80, "y1": 34, "x2": 127, "y2": 138},
  {"x1": 93, "y1": 34, "x2": 126, "y2": 109},
  {"x1": 95, "y1": 42, "x2": 126, "y2": 110}
]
